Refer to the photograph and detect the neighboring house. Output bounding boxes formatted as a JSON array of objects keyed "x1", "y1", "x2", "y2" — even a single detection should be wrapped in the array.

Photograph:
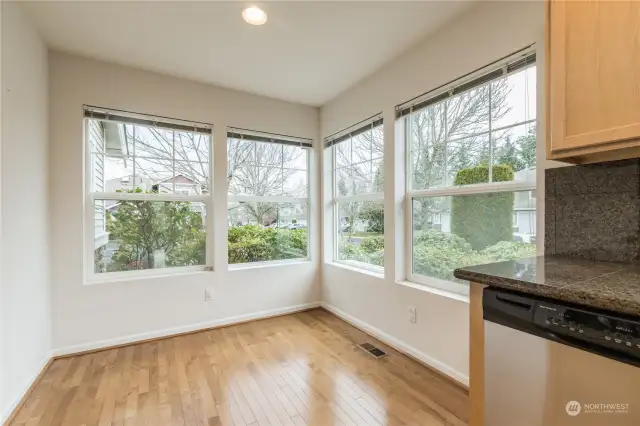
[
  {"x1": 91, "y1": 120, "x2": 207, "y2": 253},
  {"x1": 89, "y1": 119, "x2": 126, "y2": 250}
]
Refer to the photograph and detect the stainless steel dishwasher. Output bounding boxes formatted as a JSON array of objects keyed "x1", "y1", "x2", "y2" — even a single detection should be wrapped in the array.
[{"x1": 483, "y1": 287, "x2": 640, "y2": 426}]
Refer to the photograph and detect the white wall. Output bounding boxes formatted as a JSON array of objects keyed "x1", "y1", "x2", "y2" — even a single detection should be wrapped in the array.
[
  {"x1": 321, "y1": 0, "x2": 547, "y2": 385},
  {"x1": 49, "y1": 51, "x2": 321, "y2": 354},
  {"x1": 0, "y1": 2, "x2": 51, "y2": 420}
]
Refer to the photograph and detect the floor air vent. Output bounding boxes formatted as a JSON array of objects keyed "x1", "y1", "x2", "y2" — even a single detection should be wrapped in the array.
[{"x1": 356, "y1": 343, "x2": 388, "y2": 359}]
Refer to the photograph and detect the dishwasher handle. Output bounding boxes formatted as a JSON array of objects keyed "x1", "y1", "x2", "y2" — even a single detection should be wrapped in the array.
[{"x1": 483, "y1": 288, "x2": 536, "y2": 323}]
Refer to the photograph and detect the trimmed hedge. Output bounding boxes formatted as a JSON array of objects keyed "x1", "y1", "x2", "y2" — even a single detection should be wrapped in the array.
[{"x1": 451, "y1": 164, "x2": 514, "y2": 250}]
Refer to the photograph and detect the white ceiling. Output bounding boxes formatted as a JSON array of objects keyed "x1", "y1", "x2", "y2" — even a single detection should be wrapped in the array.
[{"x1": 22, "y1": 1, "x2": 475, "y2": 106}]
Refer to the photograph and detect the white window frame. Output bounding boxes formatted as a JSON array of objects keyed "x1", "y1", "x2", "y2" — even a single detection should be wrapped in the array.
[
  {"x1": 83, "y1": 106, "x2": 214, "y2": 283},
  {"x1": 401, "y1": 48, "x2": 537, "y2": 295},
  {"x1": 326, "y1": 115, "x2": 384, "y2": 274},
  {"x1": 226, "y1": 128, "x2": 312, "y2": 267}
]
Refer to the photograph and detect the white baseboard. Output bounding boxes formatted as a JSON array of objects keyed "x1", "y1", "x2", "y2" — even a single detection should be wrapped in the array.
[
  {"x1": 321, "y1": 302, "x2": 469, "y2": 387},
  {"x1": 1, "y1": 352, "x2": 52, "y2": 424},
  {"x1": 52, "y1": 302, "x2": 321, "y2": 357}
]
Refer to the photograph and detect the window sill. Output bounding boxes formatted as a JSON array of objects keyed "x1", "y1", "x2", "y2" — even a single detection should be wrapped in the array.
[
  {"x1": 396, "y1": 280, "x2": 470, "y2": 304},
  {"x1": 325, "y1": 261, "x2": 385, "y2": 279},
  {"x1": 85, "y1": 268, "x2": 211, "y2": 285},
  {"x1": 228, "y1": 258, "x2": 311, "y2": 271}
]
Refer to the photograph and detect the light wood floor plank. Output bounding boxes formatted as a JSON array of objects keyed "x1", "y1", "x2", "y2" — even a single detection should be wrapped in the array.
[{"x1": 7, "y1": 309, "x2": 468, "y2": 426}]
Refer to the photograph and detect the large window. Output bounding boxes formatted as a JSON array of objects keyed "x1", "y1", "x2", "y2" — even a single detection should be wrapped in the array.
[
  {"x1": 227, "y1": 129, "x2": 311, "y2": 265},
  {"x1": 85, "y1": 106, "x2": 213, "y2": 280},
  {"x1": 325, "y1": 115, "x2": 384, "y2": 271},
  {"x1": 401, "y1": 50, "x2": 537, "y2": 293}
]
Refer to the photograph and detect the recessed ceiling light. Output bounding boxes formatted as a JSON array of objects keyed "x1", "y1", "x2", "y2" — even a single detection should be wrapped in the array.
[{"x1": 242, "y1": 6, "x2": 267, "y2": 26}]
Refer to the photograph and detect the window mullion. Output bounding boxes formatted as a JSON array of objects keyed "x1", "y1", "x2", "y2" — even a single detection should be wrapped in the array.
[
  {"x1": 172, "y1": 131, "x2": 176, "y2": 193},
  {"x1": 488, "y1": 83, "x2": 493, "y2": 184}
]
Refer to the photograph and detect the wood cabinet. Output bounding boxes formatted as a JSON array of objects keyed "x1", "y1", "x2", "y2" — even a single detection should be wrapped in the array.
[{"x1": 547, "y1": 0, "x2": 640, "y2": 163}]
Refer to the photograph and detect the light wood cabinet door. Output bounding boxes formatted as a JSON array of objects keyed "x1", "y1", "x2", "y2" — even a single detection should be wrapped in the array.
[{"x1": 548, "y1": 0, "x2": 640, "y2": 160}]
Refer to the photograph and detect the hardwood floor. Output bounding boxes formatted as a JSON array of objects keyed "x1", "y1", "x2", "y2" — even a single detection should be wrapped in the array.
[{"x1": 9, "y1": 309, "x2": 468, "y2": 426}]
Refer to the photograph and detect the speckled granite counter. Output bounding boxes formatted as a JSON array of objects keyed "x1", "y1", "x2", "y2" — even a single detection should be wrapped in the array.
[{"x1": 454, "y1": 256, "x2": 640, "y2": 317}]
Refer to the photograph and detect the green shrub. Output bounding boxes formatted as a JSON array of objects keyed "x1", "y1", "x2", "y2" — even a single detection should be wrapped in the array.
[
  {"x1": 338, "y1": 239, "x2": 384, "y2": 266},
  {"x1": 413, "y1": 244, "x2": 465, "y2": 281},
  {"x1": 414, "y1": 229, "x2": 472, "y2": 254},
  {"x1": 451, "y1": 164, "x2": 514, "y2": 250},
  {"x1": 360, "y1": 236, "x2": 384, "y2": 253},
  {"x1": 478, "y1": 241, "x2": 537, "y2": 262},
  {"x1": 228, "y1": 225, "x2": 307, "y2": 263},
  {"x1": 358, "y1": 202, "x2": 384, "y2": 233}
]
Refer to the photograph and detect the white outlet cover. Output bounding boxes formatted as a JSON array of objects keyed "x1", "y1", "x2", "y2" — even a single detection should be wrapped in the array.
[
  {"x1": 204, "y1": 289, "x2": 213, "y2": 301},
  {"x1": 408, "y1": 306, "x2": 417, "y2": 323}
]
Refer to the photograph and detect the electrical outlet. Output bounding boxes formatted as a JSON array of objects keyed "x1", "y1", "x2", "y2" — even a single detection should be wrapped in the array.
[
  {"x1": 408, "y1": 306, "x2": 417, "y2": 323},
  {"x1": 204, "y1": 288, "x2": 213, "y2": 302}
]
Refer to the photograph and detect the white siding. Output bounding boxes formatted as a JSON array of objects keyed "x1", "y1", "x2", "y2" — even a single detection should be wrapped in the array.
[{"x1": 88, "y1": 119, "x2": 106, "y2": 234}]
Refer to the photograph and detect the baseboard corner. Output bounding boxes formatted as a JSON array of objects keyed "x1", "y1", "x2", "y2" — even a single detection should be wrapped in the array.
[
  {"x1": 320, "y1": 302, "x2": 469, "y2": 389},
  {"x1": 2, "y1": 353, "x2": 54, "y2": 426}
]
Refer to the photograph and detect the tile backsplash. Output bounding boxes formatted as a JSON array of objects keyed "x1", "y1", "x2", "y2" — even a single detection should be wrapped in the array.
[{"x1": 545, "y1": 159, "x2": 640, "y2": 263}]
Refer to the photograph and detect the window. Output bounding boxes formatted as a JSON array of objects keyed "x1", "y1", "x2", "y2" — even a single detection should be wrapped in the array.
[
  {"x1": 85, "y1": 106, "x2": 212, "y2": 280},
  {"x1": 400, "y1": 49, "x2": 537, "y2": 293},
  {"x1": 227, "y1": 128, "x2": 311, "y2": 265},
  {"x1": 325, "y1": 115, "x2": 384, "y2": 271}
]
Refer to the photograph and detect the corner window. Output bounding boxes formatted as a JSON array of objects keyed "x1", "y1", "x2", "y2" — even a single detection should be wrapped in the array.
[
  {"x1": 400, "y1": 50, "x2": 537, "y2": 293},
  {"x1": 85, "y1": 106, "x2": 212, "y2": 280},
  {"x1": 325, "y1": 115, "x2": 384, "y2": 271},
  {"x1": 227, "y1": 129, "x2": 311, "y2": 265}
]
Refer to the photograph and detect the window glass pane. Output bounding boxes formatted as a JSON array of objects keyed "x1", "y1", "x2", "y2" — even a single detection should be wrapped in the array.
[
  {"x1": 353, "y1": 161, "x2": 372, "y2": 195},
  {"x1": 94, "y1": 200, "x2": 206, "y2": 273},
  {"x1": 411, "y1": 192, "x2": 536, "y2": 282},
  {"x1": 228, "y1": 138, "x2": 256, "y2": 168},
  {"x1": 352, "y1": 131, "x2": 372, "y2": 163},
  {"x1": 333, "y1": 123, "x2": 384, "y2": 196},
  {"x1": 227, "y1": 202, "x2": 308, "y2": 264},
  {"x1": 228, "y1": 163, "x2": 254, "y2": 195},
  {"x1": 256, "y1": 142, "x2": 283, "y2": 166},
  {"x1": 446, "y1": 85, "x2": 490, "y2": 140},
  {"x1": 408, "y1": 110, "x2": 446, "y2": 190},
  {"x1": 88, "y1": 119, "x2": 211, "y2": 195},
  {"x1": 372, "y1": 125, "x2": 384, "y2": 159},
  {"x1": 257, "y1": 166, "x2": 284, "y2": 196},
  {"x1": 227, "y1": 139, "x2": 308, "y2": 197},
  {"x1": 335, "y1": 139, "x2": 351, "y2": 168},
  {"x1": 492, "y1": 122, "x2": 536, "y2": 182},
  {"x1": 492, "y1": 66, "x2": 537, "y2": 130},
  {"x1": 283, "y1": 169, "x2": 308, "y2": 197},
  {"x1": 337, "y1": 201, "x2": 384, "y2": 267},
  {"x1": 406, "y1": 65, "x2": 536, "y2": 190},
  {"x1": 174, "y1": 161, "x2": 210, "y2": 193},
  {"x1": 371, "y1": 158, "x2": 384, "y2": 193},
  {"x1": 335, "y1": 167, "x2": 354, "y2": 197},
  {"x1": 283, "y1": 146, "x2": 307, "y2": 169},
  {"x1": 134, "y1": 126, "x2": 174, "y2": 158},
  {"x1": 175, "y1": 131, "x2": 210, "y2": 162},
  {"x1": 447, "y1": 134, "x2": 490, "y2": 186},
  {"x1": 135, "y1": 157, "x2": 174, "y2": 193},
  {"x1": 103, "y1": 155, "x2": 135, "y2": 192}
]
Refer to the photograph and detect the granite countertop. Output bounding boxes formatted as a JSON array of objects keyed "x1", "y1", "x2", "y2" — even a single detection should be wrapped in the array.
[{"x1": 453, "y1": 255, "x2": 640, "y2": 317}]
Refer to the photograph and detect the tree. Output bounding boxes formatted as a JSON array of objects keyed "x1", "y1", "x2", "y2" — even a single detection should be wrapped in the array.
[
  {"x1": 335, "y1": 125, "x2": 384, "y2": 237},
  {"x1": 494, "y1": 125, "x2": 537, "y2": 172},
  {"x1": 126, "y1": 127, "x2": 306, "y2": 225},
  {"x1": 105, "y1": 189, "x2": 205, "y2": 271},
  {"x1": 409, "y1": 79, "x2": 529, "y2": 230}
]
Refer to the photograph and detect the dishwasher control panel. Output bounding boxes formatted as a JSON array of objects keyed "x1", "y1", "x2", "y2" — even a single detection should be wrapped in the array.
[{"x1": 533, "y1": 301, "x2": 640, "y2": 356}]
